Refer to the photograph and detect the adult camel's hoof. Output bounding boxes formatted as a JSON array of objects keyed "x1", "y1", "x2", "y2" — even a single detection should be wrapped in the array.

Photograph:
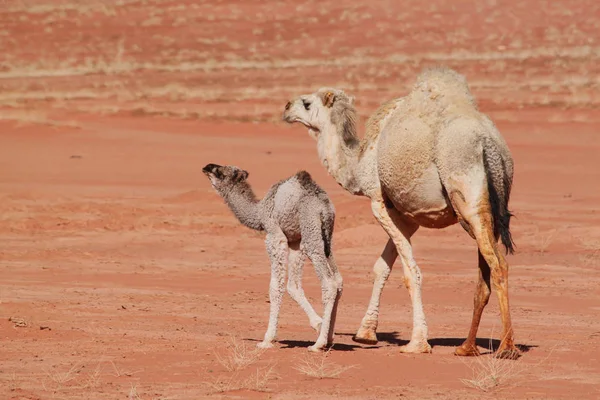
[
  {"x1": 399, "y1": 340, "x2": 432, "y2": 354},
  {"x1": 308, "y1": 343, "x2": 326, "y2": 353},
  {"x1": 256, "y1": 341, "x2": 275, "y2": 349},
  {"x1": 352, "y1": 327, "x2": 378, "y2": 345},
  {"x1": 494, "y1": 346, "x2": 521, "y2": 360},
  {"x1": 454, "y1": 343, "x2": 481, "y2": 357}
]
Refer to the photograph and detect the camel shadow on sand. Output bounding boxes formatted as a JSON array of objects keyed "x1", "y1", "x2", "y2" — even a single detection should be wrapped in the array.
[
  {"x1": 244, "y1": 332, "x2": 536, "y2": 353},
  {"x1": 277, "y1": 340, "x2": 361, "y2": 351},
  {"x1": 242, "y1": 338, "x2": 362, "y2": 351},
  {"x1": 337, "y1": 331, "x2": 536, "y2": 354}
]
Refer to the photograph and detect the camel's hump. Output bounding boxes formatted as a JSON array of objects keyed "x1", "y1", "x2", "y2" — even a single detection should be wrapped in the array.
[{"x1": 295, "y1": 170, "x2": 313, "y2": 185}]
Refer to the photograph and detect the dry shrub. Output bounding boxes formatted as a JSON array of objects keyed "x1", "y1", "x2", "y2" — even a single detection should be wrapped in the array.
[
  {"x1": 214, "y1": 336, "x2": 265, "y2": 372},
  {"x1": 8, "y1": 316, "x2": 28, "y2": 328},
  {"x1": 42, "y1": 362, "x2": 102, "y2": 393},
  {"x1": 460, "y1": 350, "x2": 524, "y2": 392},
  {"x1": 460, "y1": 333, "x2": 555, "y2": 392},
  {"x1": 535, "y1": 227, "x2": 559, "y2": 254},
  {"x1": 294, "y1": 348, "x2": 355, "y2": 379},
  {"x1": 579, "y1": 238, "x2": 600, "y2": 266},
  {"x1": 204, "y1": 336, "x2": 278, "y2": 393},
  {"x1": 206, "y1": 363, "x2": 278, "y2": 393}
]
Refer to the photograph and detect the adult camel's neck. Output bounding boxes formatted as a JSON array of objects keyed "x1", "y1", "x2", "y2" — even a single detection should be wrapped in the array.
[
  {"x1": 317, "y1": 123, "x2": 368, "y2": 196},
  {"x1": 219, "y1": 182, "x2": 264, "y2": 231}
]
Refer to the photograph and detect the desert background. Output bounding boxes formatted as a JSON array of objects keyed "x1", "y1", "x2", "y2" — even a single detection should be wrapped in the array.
[{"x1": 1, "y1": 0, "x2": 600, "y2": 399}]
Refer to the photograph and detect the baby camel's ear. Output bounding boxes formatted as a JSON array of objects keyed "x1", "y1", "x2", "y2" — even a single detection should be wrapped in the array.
[{"x1": 233, "y1": 169, "x2": 249, "y2": 182}]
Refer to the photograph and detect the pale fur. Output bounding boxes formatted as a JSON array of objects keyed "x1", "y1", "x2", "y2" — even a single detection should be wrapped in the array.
[
  {"x1": 202, "y1": 164, "x2": 343, "y2": 352},
  {"x1": 283, "y1": 66, "x2": 519, "y2": 359}
]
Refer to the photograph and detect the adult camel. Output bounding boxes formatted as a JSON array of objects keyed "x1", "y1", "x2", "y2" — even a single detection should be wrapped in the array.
[{"x1": 282, "y1": 67, "x2": 519, "y2": 359}]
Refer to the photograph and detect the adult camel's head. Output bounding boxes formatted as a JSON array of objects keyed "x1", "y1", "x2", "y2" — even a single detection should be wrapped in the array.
[{"x1": 282, "y1": 88, "x2": 359, "y2": 149}]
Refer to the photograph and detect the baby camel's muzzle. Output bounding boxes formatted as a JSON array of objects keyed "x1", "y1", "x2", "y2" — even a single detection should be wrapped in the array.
[{"x1": 202, "y1": 163, "x2": 222, "y2": 175}]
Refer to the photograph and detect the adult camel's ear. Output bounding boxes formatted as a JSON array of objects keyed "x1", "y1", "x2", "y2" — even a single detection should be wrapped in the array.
[{"x1": 321, "y1": 91, "x2": 336, "y2": 108}]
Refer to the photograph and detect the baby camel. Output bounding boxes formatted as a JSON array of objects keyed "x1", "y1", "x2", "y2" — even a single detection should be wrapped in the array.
[{"x1": 202, "y1": 163, "x2": 343, "y2": 352}]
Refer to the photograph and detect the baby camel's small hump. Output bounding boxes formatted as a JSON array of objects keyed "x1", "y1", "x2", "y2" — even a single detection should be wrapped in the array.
[{"x1": 271, "y1": 171, "x2": 334, "y2": 242}]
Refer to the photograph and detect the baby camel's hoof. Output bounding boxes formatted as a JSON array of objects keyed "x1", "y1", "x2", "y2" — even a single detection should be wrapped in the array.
[
  {"x1": 352, "y1": 328, "x2": 378, "y2": 345},
  {"x1": 494, "y1": 347, "x2": 521, "y2": 360},
  {"x1": 256, "y1": 341, "x2": 275, "y2": 349},
  {"x1": 399, "y1": 340, "x2": 432, "y2": 354},
  {"x1": 454, "y1": 344, "x2": 481, "y2": 357}
]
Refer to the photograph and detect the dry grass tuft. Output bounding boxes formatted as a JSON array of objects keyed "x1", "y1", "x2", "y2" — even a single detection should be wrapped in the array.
[
  {"x1": 109, "y1": 360, "x2": 141, "y2": 378},
  {"x1": 204, "y1": 336, "x2": 278, "y2": 393},
  {"x1": 214, "y1": 336, "x2": 265, "y2": 372},
  {"x1": 534, "y1": 227, "x2": 559, "y2": 254},
  {"x1": 294, "y1": 348, "x2": 356, "y2": 379},
  {"x1": 460, "y1": 332, "x2": 555, "y2": 392},
  {"x1": 9, "y1": 316, "x2": 28, "y2": 328},
  {"x1": 579, "y1": 238, "x2": 600, "y2": 266},
  {"x1": 460, "y1": 350, "x2": 523, "y2": 392},
  {"x1": 129, "y1": 384, "x2": 141, "y2": 400},
  {"x1": 42, "y1": 362, "x2": 103, "y2": 393},
  {"x1": 206, "y1": 363, "x2": 278, "y2": 393}
]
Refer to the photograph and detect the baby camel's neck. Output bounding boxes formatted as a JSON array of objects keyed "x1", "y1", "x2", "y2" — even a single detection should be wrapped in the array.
[{"x1": 220, "y1": 181, "x2": 264, "y2": 231}]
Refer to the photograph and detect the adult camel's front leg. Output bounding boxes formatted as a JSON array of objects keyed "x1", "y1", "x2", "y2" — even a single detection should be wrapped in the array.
[
  {"x1": 371, "y1": 199, "x2": 431, "y2": 353},
  {"x1": 353, "y1": 238, "x2": 398, "y2": 345}
]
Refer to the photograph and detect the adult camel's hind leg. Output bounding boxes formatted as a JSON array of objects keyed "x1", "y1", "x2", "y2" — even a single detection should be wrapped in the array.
[
  {"x1": 448, "y1": 176, "x2": 519, "y2": 360},
  {"x1": 455, "y1": 250, "x2": 491, "y2": 356},
  {"x1": 287, "y1": 241, "x2": 323, "y2": 332},
  {"x1": 353, "y1": 238, "x2": 398, "y2": 344}
]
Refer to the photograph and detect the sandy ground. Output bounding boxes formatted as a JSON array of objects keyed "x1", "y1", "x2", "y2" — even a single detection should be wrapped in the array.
[{"x1": 1, "y1": 1, "x2": 600, "y2": 399}]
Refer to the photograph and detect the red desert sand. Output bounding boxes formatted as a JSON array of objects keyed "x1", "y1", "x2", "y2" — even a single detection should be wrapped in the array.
[{"x1": 1, "y1": 0, "x2": 600, "y2": 399}]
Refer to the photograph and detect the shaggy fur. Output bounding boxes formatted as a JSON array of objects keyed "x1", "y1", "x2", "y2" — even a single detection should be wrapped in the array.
[
  {"x1": 283, "y1": 66, "x2": 519, "y2": 359},
  {"x1": 203, "y1": 164, "x2": 343, "y2": 352}
]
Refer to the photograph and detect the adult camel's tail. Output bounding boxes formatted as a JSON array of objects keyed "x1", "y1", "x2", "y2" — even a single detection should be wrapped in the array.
[{"x1": 482, "y1": 141, "x2": 515, "y2": 255}]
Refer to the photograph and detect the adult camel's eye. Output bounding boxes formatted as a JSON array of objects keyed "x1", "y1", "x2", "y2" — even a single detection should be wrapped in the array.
[{"x1": 303, "y1": 100, "x2": 311, "y2": 110}]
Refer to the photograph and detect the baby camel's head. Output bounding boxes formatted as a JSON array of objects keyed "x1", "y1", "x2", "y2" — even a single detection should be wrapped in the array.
[{"x1": 202, "y1": 163, "x2": 249, "y2": 191}]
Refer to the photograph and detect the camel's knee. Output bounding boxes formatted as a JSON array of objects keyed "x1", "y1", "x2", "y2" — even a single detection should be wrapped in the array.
[
  {"x1": 475, "y1": 285, "x2": 491, "y2": 307},
  {"x1": 286, "y1": 281, "x2": 300, "y2": 298},
  {"x1": 405, "y1": 262, "x2": 422, "y2": 284},
  {"x1": 402, "y1": 275, "x2": 411, "y2": 290},
  {"x1": 373, "y1": 257, "x2": 391, "y2": 281},
  {"x1": 480, "y1": 247, "x2": 507, "y2": 286},
  {"x1": 491, "y1": 267, "x2": 508, "y2": 290},
  {"x1": 321, "y1": 279, "x2": 339, "y2": 302}
]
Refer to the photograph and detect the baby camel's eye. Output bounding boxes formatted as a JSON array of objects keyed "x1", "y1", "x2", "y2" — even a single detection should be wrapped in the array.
[{"x1": 302, "y1": 100, "x2": 311, "y2": 111}]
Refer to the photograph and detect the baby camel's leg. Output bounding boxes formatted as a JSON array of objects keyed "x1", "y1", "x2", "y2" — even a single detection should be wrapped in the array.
[
  {"x1": 257, "y1": 230, "x2": 288, "y2": 349},
  {"x1": 287, "y1": 241, "x2": 323, "y2": 332},
  {"x1": 325, "y1": 253, "x2": 343, "y2": 346},
  {"x1": 302, "y1": 239, "x2": 342, "y2": 352}
]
